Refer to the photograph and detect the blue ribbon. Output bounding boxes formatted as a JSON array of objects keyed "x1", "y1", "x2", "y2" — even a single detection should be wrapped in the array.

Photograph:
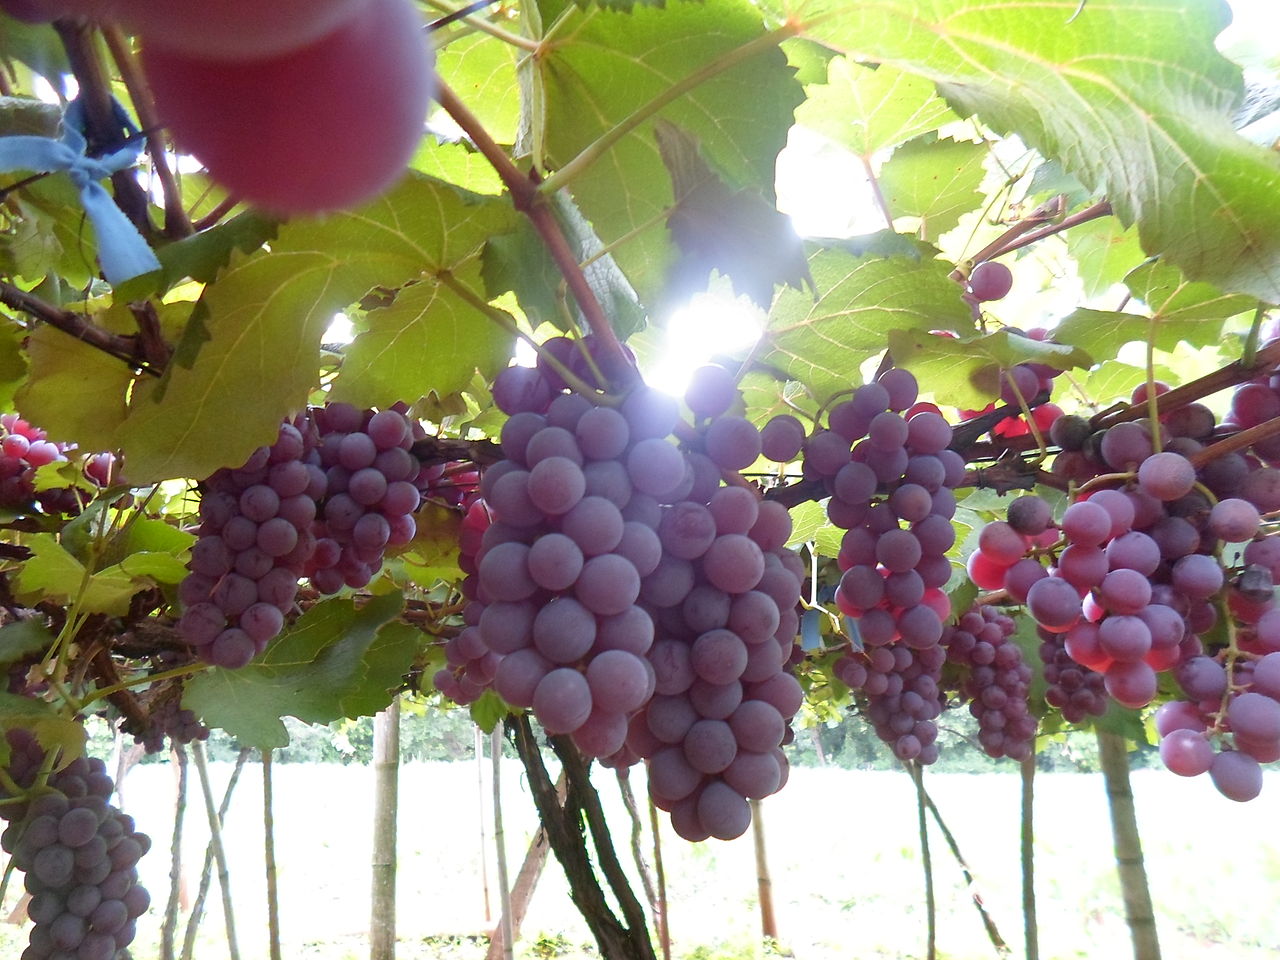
[{"x1": 0, "y1": 97, "x2": 160, "y2": 285}]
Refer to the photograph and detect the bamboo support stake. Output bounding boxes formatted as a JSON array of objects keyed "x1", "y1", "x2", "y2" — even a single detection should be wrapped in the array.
[
  {"x1": 161, "y1": 745, "x2": 188, "y2": 960},
  {"x1": 190, "y1": 740, "x2": 242, "y2": 960},
  {"x1": 647, "y1": 796, "x2": 670, "y2": 960},
  {"x1": 749, "y1": 799, "x2": 777, "y2": 942},
  {"x1": 263, "y1": 750, "x2": 282, "y2": 960},
  {"x1": 908, "y1": 763, "x2": 936, "y2": 960},
  {"x1": 371, "y1": 699, "x2": 401, "y2": 960},
  {"x1": 181, "y1": 749, "x2": 250, "y2": 960},
  {"x1": 491, "y1": 724, "x2": 515, "y2": 960},
  {"x1": 1021, "y1": 754, "x2": 1039, "y2": 960},
  {"x1": 1096, "y1": 731, "x2": 1162, "y2": 960},
  {"x1": 476, "y1": 725, "x2": 492, "y2": 924}
]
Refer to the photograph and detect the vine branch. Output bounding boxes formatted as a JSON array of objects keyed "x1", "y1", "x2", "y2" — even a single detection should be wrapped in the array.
[{"x1": 434, "y1": 80, "x2": 628, "y2": 374}]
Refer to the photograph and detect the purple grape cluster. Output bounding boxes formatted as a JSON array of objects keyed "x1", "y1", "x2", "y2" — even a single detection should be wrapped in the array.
[
  {"x1": 1036, "y1": 626, "x2": 1107, "y2": 723},
  {"x1": 304, "y1": 404, "x2": 421, "y2": 594},
  {"x1": 834, "y1": 641, "x2": 945, "y2": 763},
  {"x1": 129, "y1": 696, "x2": 211, "y2": 754},
  {"x1": 178, "y1": 417, "x2": 320, "y2": 668},
  {"x1": 940, "y1": 605, "x2": 1036, "y2": 761},
  {"x1": 177, "y1": 404, "x2": 426, "y2": 668},
  {"x1": 435, "y1": 352, "x2": 804, "y2": 841},
  {"x1": 1, "y1": 730, "x2": 151, "y2": 960}
]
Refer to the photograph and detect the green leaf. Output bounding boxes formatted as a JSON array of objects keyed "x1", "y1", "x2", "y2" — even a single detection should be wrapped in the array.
[
  {"x1": 412, "y1": 137, "x2": 504, "y2": 196},
  {"x1": 795, "y1": 57, "x2": 956, "y2": 157},
  {"x1": 0, "y1": 620, "x2": 53, "y2": 665},
  {"x1": 433, "y1": 30, "x2": 520, "y2": 145},
  {"x1": 797, "y1": 0, "x2": 1280, "y2": 302},
  {"x1": 657, "y1": 120, "x2": 812, "y2": 308},
  {"x1": 877, "y1": 137, "x2": 986, "y2": 239},
  {"x1": 1067, "y1": 219, "x2": 1146, "y2": 298},
  {"x1": 0, "y1": 94, "x2": 60, "y2": 137},
  {"x1": 469, "y1": 690, "x2": 508, "y2": 733},
  {"x1": 14, "y1": 324, "x2": 137, "y2": 454},
  {"x1": 394, "y1": 503, "x2": 463, "y2": 588},
  {"x1": 330, "y1": 263, "x2": 513, "y2": 409},
  {"x1": 113, "y1": 174, "x2": 516, "y2": 483},
  {"x1": 1056, "y1": 261, "x2": 1253, "y2": 360},
  {"x1": 760, "y1": 246, "x2": 972, "y2": 401},
  {"x1": 537, "y1": 0, "x2": 803, "y2": 301},
  {"x1": 482, "y1": 220, "x2": 568, "y2": 330},
  {"x1": 738, "y1": 370, "x2": 818, "y2": 429},
  {"x1": 0, "y1": 320, "x2": 28, "y2": 412},
  {"x1": 785, "y1": 499, "x2": 827, "y2": 548},
  {"x1": 183, "y1": 593, "x2": 417, "y2": 749},
  {"x1": 1080, "y1": 360, "x2": 1177, "y2": 408},
  {"x1": 12, "y1": 535, "x2": 139, "y2": 617},
  {"x1": 141, "y1": 211, "x2": 278, "y2": 296}
]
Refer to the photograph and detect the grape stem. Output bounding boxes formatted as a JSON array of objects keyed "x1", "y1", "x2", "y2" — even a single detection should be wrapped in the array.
[
  {"x1": 101, "y1": 25, "x2": 193, "y2": 238},
  {"x1": 0, "y1": 279, "x2": 163, "y2": 376},
  {"x1": 434, "y1": 81, "x2": 629, "y2": 374},
  {"x1": 1094, "y1": 338, "x2": 1280, "y2": 430},
  {"x1": 1189, "y1": 415, "x2": 1280, "y2": 470}
]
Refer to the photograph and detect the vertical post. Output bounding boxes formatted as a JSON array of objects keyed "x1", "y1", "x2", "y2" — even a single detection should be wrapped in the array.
[
  {"x1": 370, "y1": 698, "x2": 401, "y2": 960},
  {"x1": 1021, "y1": 754, "x2": 1039, "y2": 960},
  {"x1": 749, "y1": 799, "x2": 777, "y2": 942},
  {"x1": 908, "y1": 762, "x2": 935, "y2": 960},
  {"x1": 648, "y1": 795, "x2": 670, "y2": 960},
  {"x1": 263, "y1": 750, "x2": 282, "y2": 960},
  {"x1": 476, "y1": 724, "x2": 492, "y2": 924},
  {"x1": 161, "y1": 745, "x2": 188, "y2": 960},
  {"x1": 190, "y1": 740, "x2": 241, "y2": 960},
  {"x1": 1096, "y1": 730, "x2": 1161, "y2": 960},
  {"x1": 491, "y1": 723, "x2": 515, "y2": 960}
]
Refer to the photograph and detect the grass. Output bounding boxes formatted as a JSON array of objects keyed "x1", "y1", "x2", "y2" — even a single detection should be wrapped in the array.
[{"x1": 1, "y1": 760, "x2": 1276, "y2": 960}]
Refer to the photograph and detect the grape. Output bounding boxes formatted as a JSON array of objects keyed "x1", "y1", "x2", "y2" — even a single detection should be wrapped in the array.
[
  {"x1": 968, "y1": 261, "x2": 1013, "y2": 301},
  {"x1": 142, "y1": 0, "x2": 433, "y2": 214},
  {"x1": 760, "y1": 415, "x2": 806, "y2": 463},
  {"x1": 531, "y1": 669, "x2": 593, "y2": 734},
  {"x1": 1159, "y1": 729, "x2": 1214, "y2": 776},
  {"x1": 1209, "y1": 498, "x2": 1261, "y2": 543},
  {"x1": 1227, "y1": 691, "x2": 1280, "y2": 741},
  {"x1": 1137, "y1": 451, "x2": 1196, "y2": 501},
  {"x1": 1027, "y1": 577, "x2": 1082, "y2": 630},
  {"x1": 1, "y1": 733, "x2": 149, "y2": 960},
  {"x1": 1209, "y1": 750, "x2": 1263, "y2": 801}
]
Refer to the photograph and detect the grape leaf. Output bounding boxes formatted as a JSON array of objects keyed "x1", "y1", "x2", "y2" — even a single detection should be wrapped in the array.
[
  {"x1": 433, "y1": 30, "x2": 520, "y2": 145},
  {"x1": 139, "y1": 211, "x2": 277, "y2": 296},
  {"x1": 182, "y1": 593, "x2": 417, "y2": 749},
  {"x1": 14, "y1": 324, "x2": 137, "y2": 454},
  {"x1": 1067, "y1": 219, "x2": 1146, "y2": 298},
  {"x1": 759, "y1": 246, "x2": 972, "y2": 402},
  {"x1": 112, "y1": 174, "x2": 516, "y2": 484},
  {"x1": 330, "y1": 262, "x2": 512, "y2": 409},
  {"x1": 877, "y1": 137, "x2": 986, "y2": 239},
  {"x1": 796, "y1": 0, "x2": 1280, "y2": 302},
  {"x1": 536, "y1": 0, "x2": 804, "y2": 302},
  {"x1": 889, "y1": 329, "x2": 1091, "y2": 410},
  {"x1": 794, "y1": 57, "x2": 956, "y2": 157},
  {"x1": 1055, "y1": 261, "x2": 1253, "y2": 360},
  {"x1": 1081, "y1": 360, "x2": 1178, "y2": 408},
  {"x1": 0, "y1": 320, "x2": 27, "y2": 413},
  {"x1": 12, "y1": 534, "x2": 143, "y2": 617},
  {"x1": 0, "y1": 620, "x2": 52, "y2": 665},
  {"x1": 657, "y1": 121, "x2": 812, "y2": 308},
  {"x1": 481, "y1": 219, "x2": 568, "y2": 331}
]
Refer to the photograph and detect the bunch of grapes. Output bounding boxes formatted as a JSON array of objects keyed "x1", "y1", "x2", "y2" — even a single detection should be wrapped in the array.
[
  {"x1": 940, "y1": 605, "x2": 1037, "y2": 760},
  {"x1": 434, "y1": 499, "x2": 498, "y2": 706},
  {"x1": 972, "y1": 372, "x2": 1280, "y2": 797},
  {"x1": 127, "y1": 694, "x2": 211, "y2": 755},
  {"x1": 834, "y1": 641, "x2": 945, "y2": 763},
  {"x1": 1036, "y1": 625, "x2": 1108, "y2": 723},
  {"x1": 418, "y1": 461, "x2": 481, "y2": 510},
  {"x1": 0, "y1": 730, "x2": 151, "y2": 960},
  {"x1": 177, "y1": 417, "x2": 321, "y2": 668},
  {"x1": 303, "y1": 404, "x2": 421, "y2": 594},
  {"x1": 0, "y1": 413, "x2": 70, "y2": 509},
  {"x1": 435, "y1": 347, "x2": 804, "y2": 842}
]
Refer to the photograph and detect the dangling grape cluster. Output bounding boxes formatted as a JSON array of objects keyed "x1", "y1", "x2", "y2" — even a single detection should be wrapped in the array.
[
  {"x1": 0, "y1": 730, "x2": 151, "y2": 960},
  {"x1": 128, "y1": 695, "x2": 211, "y2": 754},
  {"x1": 178, "y1": 417, "x2": 320, "y2": 668},
  {"x1": 834, "y1": 641, "x2": 945, "y2": 763},
  {"x1": 177, "y1": 404, "x2": 426, "y2": 668},
  {"x1": 941, "y1": 605, "x2": 1037, "y2": 760},
  {"x1": 1036, "y1": 625, "x2": 1107, "y2": 723},
  {"x1": 434, "y1": 340, "x2": 804, "y2": 841},
  {"x1": 970, "y1": 365, "x2": 1280, "y2": 798},
  {"x1": 304, "y1": 404, "x2": 421, "y2": 594}
]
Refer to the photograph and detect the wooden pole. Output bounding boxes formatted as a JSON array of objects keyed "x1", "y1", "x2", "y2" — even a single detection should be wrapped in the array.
[
  {"x1": 491, "y1": 724, "x2": 515, "y2": 960},
  {"x1": 370, "y1": 698, "x2": 401, "y2": 960},
  {"x1": 190, "y1": 740, "x2": 241, "y2": 960},
  {"x1": 476, "y1": 724, "x2": 492, "y2": 924},
  {"x1": 263, "y1": 750, "x2": 282, "y2": 960},
  {"x1": 749, "y1": 799, "x2": 777, "y2": 942},
  {"x1": 1096, "y1": 731, "x2": 1162, "y2": 960},
  {"x1": 1021, "y1": 754, "x2": 1039, "y2": 960}
]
